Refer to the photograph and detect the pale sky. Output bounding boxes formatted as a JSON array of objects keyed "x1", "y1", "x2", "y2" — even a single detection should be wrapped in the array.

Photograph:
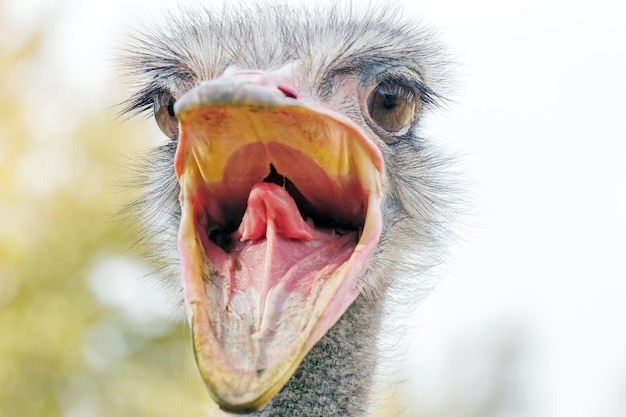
[{"x1": 5, "y1": 0, "x2": 625, "y2": 416}]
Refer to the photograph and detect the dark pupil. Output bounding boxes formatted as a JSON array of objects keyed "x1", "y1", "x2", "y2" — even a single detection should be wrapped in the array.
[
  {"x1": 167, "y1": 101, "x2": 175, "y2": 117},
  {"x1": 382, "y1": 94, "x2": 397, "y2": 110}
]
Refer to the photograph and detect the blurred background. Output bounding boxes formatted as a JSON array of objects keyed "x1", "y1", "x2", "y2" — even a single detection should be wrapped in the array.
[{"x1": 0, "y1": 0, "x2": 624, "y2": 416}]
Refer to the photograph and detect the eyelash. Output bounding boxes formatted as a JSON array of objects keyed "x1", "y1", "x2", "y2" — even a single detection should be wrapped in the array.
[{"x1": 371, "y1": 73, "x2": 435, "y2": 106}]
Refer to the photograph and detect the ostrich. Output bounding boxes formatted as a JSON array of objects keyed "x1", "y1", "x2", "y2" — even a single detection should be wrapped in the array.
[{"x1": 121, "y1": 4, "x2": 453, "y2": 416}]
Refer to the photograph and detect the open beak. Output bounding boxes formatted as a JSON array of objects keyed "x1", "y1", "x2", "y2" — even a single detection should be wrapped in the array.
[{"x1": 174, "y1": 77, "x2": 384, "y2": 413}]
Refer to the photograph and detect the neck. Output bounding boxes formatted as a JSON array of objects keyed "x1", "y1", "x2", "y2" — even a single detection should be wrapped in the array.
[{"x1": 248, "y1": 297, "x2": 383, "y2": 417}]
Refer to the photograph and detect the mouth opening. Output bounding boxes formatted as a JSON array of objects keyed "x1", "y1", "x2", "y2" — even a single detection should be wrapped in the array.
[
  {"x1": 206, "y1": 162, "x2": 361, "y2": 254},
  {"x1": 173, "y1": 83, "x2": 384, "y2": 412}
]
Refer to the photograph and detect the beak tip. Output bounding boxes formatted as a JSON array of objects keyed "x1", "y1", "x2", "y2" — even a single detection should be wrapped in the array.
[
  {"x1": 215, "y1": 399, "x2": 266, "y2": 415},
  {"x1": 202, "y1": 378, "x2": 274, "y2": 414}
]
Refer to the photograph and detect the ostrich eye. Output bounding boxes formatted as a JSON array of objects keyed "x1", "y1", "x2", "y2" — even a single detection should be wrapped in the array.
[
  {"x1": 366, "y1": 81, "x2": 418, "y2": 133},
  {"x1": 154, "y1": 94, "x2": 178, "y2": 139}
]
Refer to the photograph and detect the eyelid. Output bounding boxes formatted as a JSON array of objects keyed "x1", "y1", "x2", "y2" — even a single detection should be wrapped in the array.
[
  {"x1": 370, "y1": 69, "x2": 434, "y2": 104},
  {"x1": 153, "y1": 90, "x2": 174, "y2": 108},
  {"x1": 374, "y1": 82, "x2": 416, "y2": 102}
]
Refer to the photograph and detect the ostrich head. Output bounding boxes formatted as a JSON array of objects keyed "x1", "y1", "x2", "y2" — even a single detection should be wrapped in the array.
[{"x1": 121, "y1": 4, "x2": 452, "y2": 415}]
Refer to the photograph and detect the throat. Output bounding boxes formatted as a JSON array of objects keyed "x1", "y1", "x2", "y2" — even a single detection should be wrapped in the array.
[{"x1": 262, "y1": 163, "x2": 285, "y2": 186}]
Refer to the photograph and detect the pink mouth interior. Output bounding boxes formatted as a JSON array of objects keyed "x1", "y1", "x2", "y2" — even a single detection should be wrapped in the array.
[
  {"x1": 200, "y1": 182, "x2": 358, "y2": 299},
  {"x1": 189, "y1": 142, "x2": 368, "y2": 306}
]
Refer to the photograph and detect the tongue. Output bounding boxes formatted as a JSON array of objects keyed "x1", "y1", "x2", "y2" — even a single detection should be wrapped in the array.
[
  {"x1": 235, "y1": 182, "x2": 319, "y2": 241},
  {"x1": 223, "y1": 182, "x2": 357, "y2": 296}
]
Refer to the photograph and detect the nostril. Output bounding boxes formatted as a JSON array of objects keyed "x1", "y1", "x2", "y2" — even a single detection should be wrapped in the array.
[{"x1": 277, "y1": 86, "x2": 297, "y2": 99}]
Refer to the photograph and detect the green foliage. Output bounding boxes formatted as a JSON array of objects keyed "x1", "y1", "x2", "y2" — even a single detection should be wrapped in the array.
[{"x1": 0, "y1": 5, "x2": 210, "y2": 416}]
